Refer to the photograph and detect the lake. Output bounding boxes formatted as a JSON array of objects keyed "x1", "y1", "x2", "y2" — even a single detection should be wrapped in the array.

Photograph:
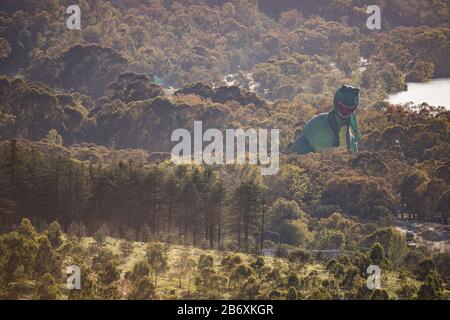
[{"x1": 387, "y1": 78, "x2": 450, "y2": 109}]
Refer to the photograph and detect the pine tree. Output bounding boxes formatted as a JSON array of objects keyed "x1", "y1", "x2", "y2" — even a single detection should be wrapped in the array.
[{"x1": 232, "y1": 169, "x2": 265, "y2": 252}]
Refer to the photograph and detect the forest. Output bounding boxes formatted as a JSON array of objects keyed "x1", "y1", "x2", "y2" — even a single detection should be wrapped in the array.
[{"x1": 0, "y1": 0, "x2": 449, "y2": 300}]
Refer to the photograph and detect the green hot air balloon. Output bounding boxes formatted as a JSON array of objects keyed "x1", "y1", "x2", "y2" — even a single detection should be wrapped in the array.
[{"x1": 291, "y1": 85, "x2": 361, "y2": 155}]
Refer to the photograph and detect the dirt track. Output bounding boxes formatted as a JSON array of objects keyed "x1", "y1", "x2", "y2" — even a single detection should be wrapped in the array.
[{"x1": 395, "y1": 220, "x2": 450, "y2": 252}]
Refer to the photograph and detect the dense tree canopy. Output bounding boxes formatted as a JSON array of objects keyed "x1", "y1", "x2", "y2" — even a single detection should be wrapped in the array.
[{"x1": 0, "y1": 0, "x2": 449, "y2": 300}]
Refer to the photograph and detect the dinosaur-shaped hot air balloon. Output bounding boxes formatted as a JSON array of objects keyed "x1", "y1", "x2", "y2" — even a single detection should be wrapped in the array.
[{"x1": 291, "y1": 85, "x2": 361, "y2": 155}]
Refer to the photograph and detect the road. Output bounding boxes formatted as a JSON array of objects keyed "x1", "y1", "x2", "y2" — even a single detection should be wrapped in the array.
[{"x1": 395, "y1": 220, "x2": 450, "y2": 252}]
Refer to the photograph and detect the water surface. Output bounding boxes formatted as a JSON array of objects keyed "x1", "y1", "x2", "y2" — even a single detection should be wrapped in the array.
[{"x1": 388, "y1": 78, "x2": 450, "y2": 109}]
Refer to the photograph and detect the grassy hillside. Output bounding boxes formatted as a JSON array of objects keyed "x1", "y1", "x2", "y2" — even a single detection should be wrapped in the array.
[
  {"x1": 92, "y1": 237, "x2": 423, "y2": 300},
  {"x1": 2, "y1": 220, "x2": 448, "y2": 300}
]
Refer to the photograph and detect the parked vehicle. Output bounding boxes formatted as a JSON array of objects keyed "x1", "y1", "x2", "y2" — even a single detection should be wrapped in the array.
[{"x1": 406, "y1": 230, "x2": 415, "y2": 242}]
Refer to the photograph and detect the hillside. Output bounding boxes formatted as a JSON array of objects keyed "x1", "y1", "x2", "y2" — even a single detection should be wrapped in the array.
[
  {"x1": 3, "y1": 221, "x2": 446, "y2": 300},
  {"x1": 0, "y1": 0, "x2": 449, "y2": 300}
]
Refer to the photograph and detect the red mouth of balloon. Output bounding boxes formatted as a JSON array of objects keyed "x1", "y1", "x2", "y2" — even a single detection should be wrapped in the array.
[{"x1": 336, "y1": 100, "x2": 357, "y2": 118}]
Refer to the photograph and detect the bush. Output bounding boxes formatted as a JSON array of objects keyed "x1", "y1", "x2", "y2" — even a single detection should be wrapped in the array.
[
  {"x1": 47, "y1": 221, "x2": 63, "y2": 248},
  {"x1": 370, "y1": 289, "x2": 389, "y2": 300},
  {"x1": 417, "y1": 272, "x2": 444, "y2": 300},
  {"x1": 68, "y1": 221, "x2": 87, "y2": 239},
  {"x1": 288, "y1": 249, "x2": 311, "y2": 267},
  {"x1": 286, "y1": 287, "x2": 298, "y2": 300},
  {"x1": 127, "y1": 276, "x2": 155, "y2": 300},
  {"x1": 93, "y1": 224, "x2": 110, "y2": 244}
]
